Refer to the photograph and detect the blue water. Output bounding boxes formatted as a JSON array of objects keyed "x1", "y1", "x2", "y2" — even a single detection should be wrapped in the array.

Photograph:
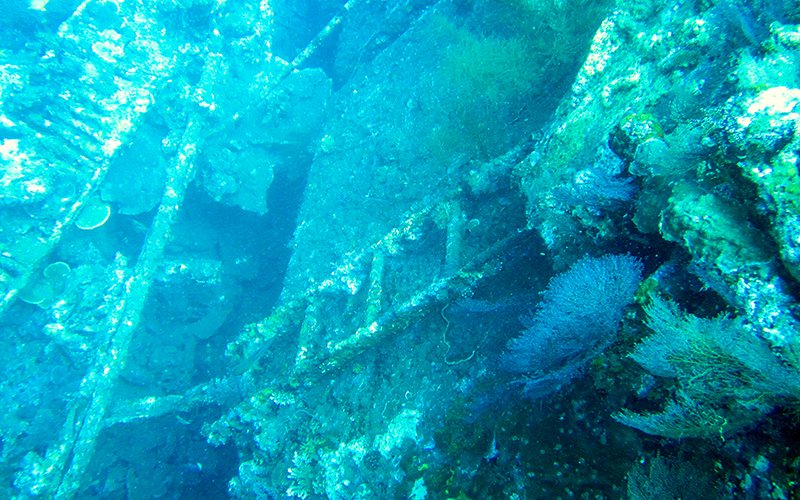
[{"x1": 1, "y1": 0, "x2": 799, "y2": 498}]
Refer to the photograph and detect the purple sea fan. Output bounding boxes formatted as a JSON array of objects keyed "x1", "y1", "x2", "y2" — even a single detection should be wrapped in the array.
[{"x1": 502, "y1": 254, "x2": 643, "y2": 398}]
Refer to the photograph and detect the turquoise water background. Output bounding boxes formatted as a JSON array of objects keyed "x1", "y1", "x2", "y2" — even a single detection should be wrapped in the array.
[{"x1": 2, "y1": 0, "x2": 800, "y2": 497}]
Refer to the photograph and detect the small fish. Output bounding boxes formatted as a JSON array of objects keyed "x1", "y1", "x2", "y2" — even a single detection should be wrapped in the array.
[
  {"x1": 29, "y1": 0, "x2": 50, "y2": 11},
  {"x1": 484, "y1": 432, "x2": 499, "y2": 462}
]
